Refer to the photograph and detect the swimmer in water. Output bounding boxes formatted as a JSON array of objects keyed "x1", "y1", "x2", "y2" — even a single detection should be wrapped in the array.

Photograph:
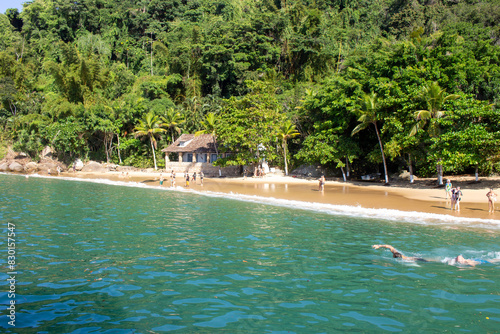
[
  {"x1": 372, "y1": 244, "x2": 500, "y2": 266},
  {"x1": 372, "y1": 244, "x2": 427, "y2": 262}
]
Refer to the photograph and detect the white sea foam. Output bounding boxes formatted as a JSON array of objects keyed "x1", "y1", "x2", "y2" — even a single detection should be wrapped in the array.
[{"x1": 4, "y1": 172, "x2": 500, "y2": 230}]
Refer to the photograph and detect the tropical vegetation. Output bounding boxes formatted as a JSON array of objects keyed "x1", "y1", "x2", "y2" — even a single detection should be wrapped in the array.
[{"x1": 1, "y1": 0, "x2": 500, "y2": 180}]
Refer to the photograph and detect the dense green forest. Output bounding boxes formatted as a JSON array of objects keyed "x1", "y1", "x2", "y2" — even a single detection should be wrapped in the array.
[{"x1": 1, "y1": 0, "x2": 500, "y2": 181}]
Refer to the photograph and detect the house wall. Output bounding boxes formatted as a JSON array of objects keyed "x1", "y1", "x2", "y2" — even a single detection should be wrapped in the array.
[{"x1": 164, "y1": 162, "x2": 240, "y2": 177}]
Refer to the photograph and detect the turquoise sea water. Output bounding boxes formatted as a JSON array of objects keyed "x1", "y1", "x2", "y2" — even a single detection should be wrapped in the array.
[{"x1": 0, "y1": 173, "x2": 499, "y2": 333}]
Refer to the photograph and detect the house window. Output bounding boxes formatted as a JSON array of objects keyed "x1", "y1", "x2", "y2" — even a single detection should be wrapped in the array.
[
  {"x1": 211, "y1": 154, "x2": 218, "y2": 162},
  {"x1": 179, "y1": 139, "x2": 192, "y2": 147},
  {"x1": 197, "y1": 154, "x2": 207, "y2": 163},
  {"x1": 186, "y1": 154, "x2": 193, "y2": 162}
]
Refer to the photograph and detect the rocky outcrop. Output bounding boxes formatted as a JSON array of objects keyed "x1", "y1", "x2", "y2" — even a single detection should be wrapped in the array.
[
  {"x1": 291, "y1": 165, "x2": 328, "y2": 178},
  {"x1": 81, "y1": 161, "x2": 107, "y2": 173},
  {"x1": 116, "y1": 165, "x2": 137, "y2": 172},
  {"x1": 74, "y1": 159, "x2": 84, "y2": 171},
  {"x1": 40, "y1": 146, "x2": 54, "y2": 159},
  {"x1": 9, "y1": 161, "x2": 24, "y2": 172},
  {"x1": 38, "y1": 162, "x2": 58, "y2": 173},
  {"x1": 25, "y1": 162, "x2": 38, "y2": 173}
]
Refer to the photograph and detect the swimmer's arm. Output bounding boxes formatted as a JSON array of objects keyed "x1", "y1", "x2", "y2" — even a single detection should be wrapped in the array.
[{"x1": 372, "y1": 244, "x2": 398, "y2": 253}]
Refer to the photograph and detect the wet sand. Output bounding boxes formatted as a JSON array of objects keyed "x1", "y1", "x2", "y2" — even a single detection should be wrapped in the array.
[{"x1": 63, "y1": 171, "x2": 500, "y2": 222}]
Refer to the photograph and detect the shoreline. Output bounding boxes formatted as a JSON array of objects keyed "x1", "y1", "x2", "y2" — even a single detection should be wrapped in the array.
[{"x1": 19, "y1": 170, "x2": 500, "y2": 224}]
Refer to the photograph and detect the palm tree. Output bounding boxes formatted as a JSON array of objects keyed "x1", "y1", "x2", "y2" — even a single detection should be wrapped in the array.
[
  {"x1": 352, "y1": 92, "x2": 389, "y2": 184},
  {"x1": 410, "y1": 81, "x2": 460, "y2": 185},
  {"x1": 278, "y1": 119, "x2": 300, "y2": 176},
  {"x1": 161, "y1": 108, "x2": 185, "y2": 144},
  {"x1": 195, "y1": 112, "x2": 220, "y2": 175},
  {"x1": 133, "y1": 111, "x2": 166, "y2": 170}
]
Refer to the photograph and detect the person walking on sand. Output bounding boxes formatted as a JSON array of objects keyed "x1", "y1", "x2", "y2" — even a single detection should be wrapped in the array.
[
  {"x1": 192, "y1": 172, "x2": 197, "y2": 184},
  {"x1": 445, "y1": 179, "x2": 452, "y2": 200},
  {"x1": 453, "y1": 186, "x2": 463, "y2": 211},
  {"x1": 185, "y1": 173, "x2": 190, "y2": 187},
  {"x1": 171, "y1": 170, "x2": 176, "y2": 187},
  {"x1": 200, "y1": 171, "x2": 204, "y2": 186},
  {"x1": 486, "y1": 188, "x2": 497, "y2": 213},
  {"x1": 319, "y1": 175, "x2": 325, "y2": 192},
  {"x1": 159, "y1": 173, "x2": 164, "y2": 186}
]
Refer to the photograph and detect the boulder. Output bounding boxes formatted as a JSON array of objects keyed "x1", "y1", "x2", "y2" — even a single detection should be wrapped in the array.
[
  {"x1": 107, "y1": 164, "x2": 119, "y2": 171},
  {"x1": 81, "y1": 161, "x2": 107, "y2": 173},
  {"x1": 0, "y1": 163, "x2": 9, "y2": 171},
  {"x1": 25, "y1": 162, "x2": 38, "y2": 173},
  {"x1": 74, "y1": 159, "x2": 84, "y2": 171},
  {"x1": 38, "y1": 162, "x2": 58, "y2": 173},
  {"x1": 40, "y1": 146, "x2": 54, "y2": 159},
  {"x1": 9, "y1": 161, "x2": 24, "y2": 172}
]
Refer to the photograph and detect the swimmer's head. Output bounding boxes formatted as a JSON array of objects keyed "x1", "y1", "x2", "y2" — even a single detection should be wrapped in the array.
[{"x1": 455, "y1": 255, "x2": 466, "y2": 264}]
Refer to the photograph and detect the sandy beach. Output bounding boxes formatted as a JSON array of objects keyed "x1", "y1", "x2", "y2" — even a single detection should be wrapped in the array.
[{"x1": 55, "y1": 170, "x2": 500, "y2": 222}]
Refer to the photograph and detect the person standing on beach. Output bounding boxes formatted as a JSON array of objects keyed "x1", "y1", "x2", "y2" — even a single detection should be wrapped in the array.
[
  {"x1": 452, "y1": 186, "x2": 463, "y2": 211},
  {"x1": 200, "y1": 171, "x2": 204, "y2": 186},
  {"x1": 319, "y1": 175, "x2": 325, "y2": 192},
  {"x1": 185, "y1": 172, "x2": 190, "y2": 187},
  {"x1": 192, "y1": 172, "x2": 197, "y2": 184},
  {"x1": 159, "y1": 173, "x2": 164, "y2": 186},
  {"x1": 445, "y1": 179, "x2": 452, "y2": 200},
  {"x1": 486, "y1": 188, "x2": 497, "y2": 213},
  {"x1": 450, "y1": 187, "x2": 456, "y2": 209}
]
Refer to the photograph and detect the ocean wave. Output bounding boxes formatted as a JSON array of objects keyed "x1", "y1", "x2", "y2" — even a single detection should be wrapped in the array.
[{"x1": 4, "y1": 172, "x2": 500, "y2": 230}]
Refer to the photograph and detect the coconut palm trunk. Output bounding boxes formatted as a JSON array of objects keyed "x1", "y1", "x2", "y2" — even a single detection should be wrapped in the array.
[
  {"x1": 150, "y1": 136, "x2": 157, "y2": 170},
  {"x1": 352, "y1": 92, "x2": 389, "y2": 184},
  {"x1": 283, "y1": 141, "x2": 289, "y2": 176},
  {"x1": 278, "y1": 120, "x2": 300, "y2": 176},
  {"x1": 373, "y1": 122, "x2": 389, "y2": 184}
]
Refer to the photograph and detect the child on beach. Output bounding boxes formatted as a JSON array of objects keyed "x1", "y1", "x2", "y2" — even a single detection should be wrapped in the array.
[
  {"x1": 200, "y1": 171, "x2": 204, "y2": 186},
  {"x1": 486, "y1": 188, "x2": 497, "y2": 213},
  {"x1": 159, "y1": 173, "x2": 164, "y2": 186},
  {"x1": 185, "y1": 173, "x2": 190, "y2": 187},
  {"x1": 445, "y1": 179, "x2": 452, "y2": 200}
]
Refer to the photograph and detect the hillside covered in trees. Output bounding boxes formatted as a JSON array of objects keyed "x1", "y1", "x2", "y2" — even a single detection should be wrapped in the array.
[{"x1": 1, "y1": 0, "x2": 500, "y2": 180}]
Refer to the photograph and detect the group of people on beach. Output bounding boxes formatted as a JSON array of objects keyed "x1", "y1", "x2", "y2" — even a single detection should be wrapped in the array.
[
  {"x1": 445, "y1": 179, "x2": 497, "y2": 213},
  {"x1": 158, "y1": 170, "x2": 204, "y2": 188},
  {"x1": 444, "y1": 179, "x2": 463, "y2": 211},
  {"x1": 372, "y1": 244, "x2": 499, "y2": 267}
]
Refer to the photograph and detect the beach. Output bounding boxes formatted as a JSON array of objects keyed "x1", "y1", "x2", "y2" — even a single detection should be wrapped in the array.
[{"x1": 58, "y1": 171, "x2": 500, "y2": 222}]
